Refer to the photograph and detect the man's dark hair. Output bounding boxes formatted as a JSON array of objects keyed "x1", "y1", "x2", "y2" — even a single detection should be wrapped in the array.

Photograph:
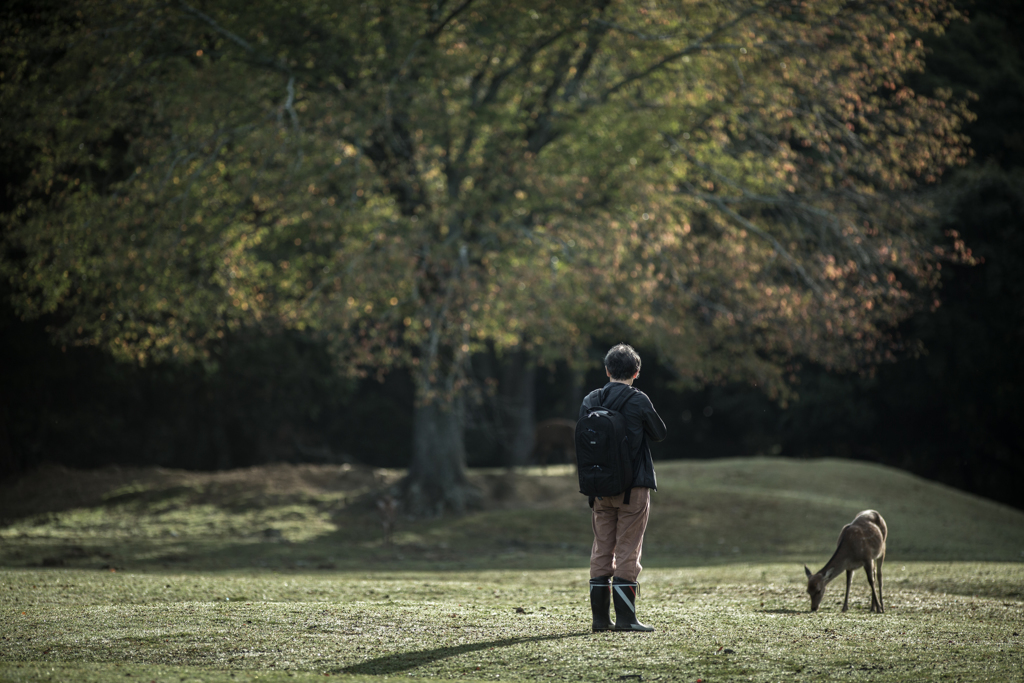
[{"x1": 605, "y1": 343, "x2": 641, "y2": 381}]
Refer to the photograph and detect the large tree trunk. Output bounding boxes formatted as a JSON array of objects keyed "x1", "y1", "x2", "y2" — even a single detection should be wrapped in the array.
[
  {"x1": 500, "y1": 351, "x2": 536, "y2": 466},
  {"x1": 0, "y1": 393, "x2": 15, "y2": 480},
  {"x1": 566, "y1": 364, "x2": 584, "y2": 419},
  {"x1": 401, "y1": 389, "x2": 481, "y2": 517}
]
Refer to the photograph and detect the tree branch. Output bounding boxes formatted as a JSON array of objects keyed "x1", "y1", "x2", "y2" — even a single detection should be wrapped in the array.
[
  {"x1": 475, "y1": 26, "x2": 574, "y2": 109},
  {"x1": 590, "y1": 18, "x2": 677, "y2": 42},
  {"x1": 688, "y1": 184, "x2": 825, "y2": 297},
  {"x1": 562, "y1": 3, "x2": 613, "y2": 103},
  {"x1": 177, "y1": 1, "x2": 289, "y2": 74},
  {"x1": 425, "y1": 0, "x2": 476, "y2": 41},
  {"x1": 600, "y1": 7, "x2": 757, "y2": 102}
]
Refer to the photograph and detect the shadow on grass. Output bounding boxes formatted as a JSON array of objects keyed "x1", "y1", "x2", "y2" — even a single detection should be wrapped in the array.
[{"x1": 332, "y1": 632, "x2": 591, "y2": 676}]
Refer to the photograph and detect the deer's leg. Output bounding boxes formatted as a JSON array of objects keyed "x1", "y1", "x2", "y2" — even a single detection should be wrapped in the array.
[
  {"x1": 864, "y1": 561, "x2": 880, "y2": 613},
  {"x1": 876, "y1": 556, "x2": 884, "y2": 613},
  {"x1": 842, "y1": 570, "x2": 852, "y2": 612}
]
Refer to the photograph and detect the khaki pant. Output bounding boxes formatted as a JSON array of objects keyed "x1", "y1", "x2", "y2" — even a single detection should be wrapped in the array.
[{"x1": 590, "y1": 487, "x2": 651, "y2": 582}]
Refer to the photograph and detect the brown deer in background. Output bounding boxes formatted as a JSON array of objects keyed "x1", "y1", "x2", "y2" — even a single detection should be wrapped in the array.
[
  {"x1": 531, "y1": 418, "x2": 577, "y2": 465},
  {"x1": 805, "y1": 509, "x2": 887, "y2": 613},
  {"x1": 377, "y1": 494, "x2": 398, "y2": 546}
]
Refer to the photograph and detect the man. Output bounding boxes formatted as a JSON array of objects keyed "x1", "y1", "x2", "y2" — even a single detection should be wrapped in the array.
[{"x1": 582, "y1": 343, "x2": 667, "y2": 633}]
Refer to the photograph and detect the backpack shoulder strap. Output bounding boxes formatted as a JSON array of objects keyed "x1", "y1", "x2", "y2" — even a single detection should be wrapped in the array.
[
  {"x1": 582, "y1": 388, "x2": 604, "y2": 412},
  {"x1": 604, "y1": 385, "x2": 638, "y2": 414}
]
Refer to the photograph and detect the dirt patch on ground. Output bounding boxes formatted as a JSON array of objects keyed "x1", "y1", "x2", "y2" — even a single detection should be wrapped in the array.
[{"x1": 0, "y1": 463, "x2": 579, "y2": 521}]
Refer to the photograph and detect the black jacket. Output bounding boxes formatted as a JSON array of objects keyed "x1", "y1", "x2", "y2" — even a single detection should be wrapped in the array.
[{"x1": 579, "y1": 382, "x2": 667, "y2": 491}]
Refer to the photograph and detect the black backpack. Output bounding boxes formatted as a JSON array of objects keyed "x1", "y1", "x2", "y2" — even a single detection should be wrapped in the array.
[{"x1": 575, "y1": 387, "x2": 636, "y2": 504}]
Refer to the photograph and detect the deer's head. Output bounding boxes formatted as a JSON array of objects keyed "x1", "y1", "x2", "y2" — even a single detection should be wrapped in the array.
[{"x1": 805, "y1": 565, "x2": 825, "y2": 612}]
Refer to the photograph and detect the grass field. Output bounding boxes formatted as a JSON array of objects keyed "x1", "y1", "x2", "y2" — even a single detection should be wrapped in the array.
[{"x1": 1, "y1": 457, "x2": 1022, "y2": 682}]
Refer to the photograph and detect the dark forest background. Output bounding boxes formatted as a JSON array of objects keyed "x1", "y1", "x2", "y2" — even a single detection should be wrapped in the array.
[{"x1": 2, "y1": 0, "x2": 1023, "y2": 509}]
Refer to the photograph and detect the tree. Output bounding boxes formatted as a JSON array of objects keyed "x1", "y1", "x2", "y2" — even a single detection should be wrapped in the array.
[{"x1": 2, "y1": 0, "x2": 972, "y2": 515}]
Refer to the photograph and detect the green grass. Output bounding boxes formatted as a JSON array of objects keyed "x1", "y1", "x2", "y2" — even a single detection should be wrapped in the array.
[{"x1": 1, "y1": 457, "x2": 1023, "y2": 682}]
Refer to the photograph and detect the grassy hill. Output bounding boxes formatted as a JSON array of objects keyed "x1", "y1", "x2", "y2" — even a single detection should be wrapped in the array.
[{"x1": 1, "y1": 457, "x2": 1022, "y2": 572}]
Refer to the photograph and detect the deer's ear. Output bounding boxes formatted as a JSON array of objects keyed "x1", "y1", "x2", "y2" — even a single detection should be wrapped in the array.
[{"x1": 804, "y1": 565, "x2": 812, "y2": 578}]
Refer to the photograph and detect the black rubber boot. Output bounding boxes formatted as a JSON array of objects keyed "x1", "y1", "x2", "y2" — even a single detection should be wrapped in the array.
[
  {"x1": 612, "y1": 577, "x2": 654, "y2": 632},
  {"x1": 590, "y1": 576, "x2": 614, "y2": 632}
]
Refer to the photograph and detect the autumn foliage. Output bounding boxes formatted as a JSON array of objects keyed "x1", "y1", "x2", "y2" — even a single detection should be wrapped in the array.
[{"x1": 1, "y1": 0, "x2": 973, "y2": 512}]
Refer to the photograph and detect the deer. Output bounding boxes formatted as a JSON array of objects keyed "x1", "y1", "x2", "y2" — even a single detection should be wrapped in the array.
[
  {"x1": 530, "y1": 418, "x2": 577, "y2": 465},
  {"x1": 804, "y1": 509, "x2": 887, "y2": 613},
  {"x1": 376, "y1": 494, "x2": 398, "y2": 547}
]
